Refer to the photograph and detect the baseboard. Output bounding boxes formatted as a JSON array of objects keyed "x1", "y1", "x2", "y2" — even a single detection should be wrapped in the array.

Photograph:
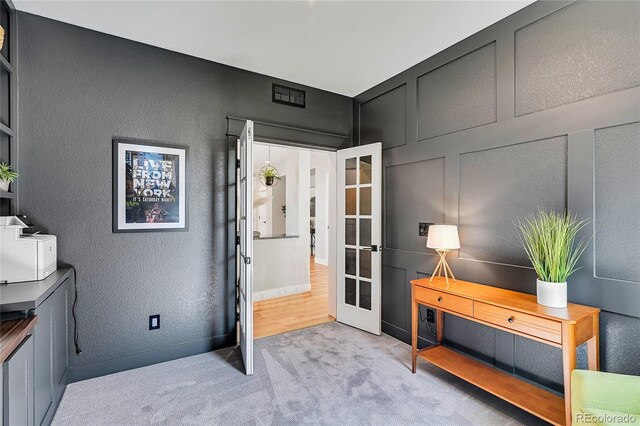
[
  {"x1": 382, "y1": 321, "x2": 436, "y2": 348},
  {"x1": 68, "y1": 332, "x2": 235, "y2": 383},
  {"x1": 314, "y1": 257, "x2": 328, "y2": 266},
  {"x1": 254, "y1": 283, "x2": 311, "y2": 301}
]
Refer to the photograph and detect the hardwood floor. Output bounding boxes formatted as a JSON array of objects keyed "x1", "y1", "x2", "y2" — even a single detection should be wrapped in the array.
[{"x1": 254, "y1": 257, "x2": 334, "y2": 339}]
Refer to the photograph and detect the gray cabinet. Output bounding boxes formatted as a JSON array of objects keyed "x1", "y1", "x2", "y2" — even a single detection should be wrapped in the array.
[
  {"x1": 51, "y1": 282, "x2": 69, "y2": 409},
  {"x1": 3, "y1": 335, "x2": 34, "y2": 426},
  {"x1": 33, "y1": 301, "x2": 53, "y2": 425},
  {"x1": 0, "y1": 269, "x2": 72, "y2": 426},
  {"x1": 0, "y1": 368, "x2": 3, "y2": 426},
  {"x1": 32, "y1": 277, "x2": 70, "y2": 426}
]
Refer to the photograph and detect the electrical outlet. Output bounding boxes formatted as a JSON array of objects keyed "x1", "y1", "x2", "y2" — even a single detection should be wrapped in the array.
[
  {"x1": 419, "y1": 222, "x2": 434, "y2": 237},
  {"x1": 426, "y1": 309, "x2": 435, "y2": 323},
  {"x1": 149, "y1": 314, "x2": 160, "y2": 330}
]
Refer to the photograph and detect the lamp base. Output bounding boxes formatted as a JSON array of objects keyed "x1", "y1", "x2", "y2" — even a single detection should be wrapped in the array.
[{"x1": 429, "y1": 249, "x2": 456, "y2": 285}]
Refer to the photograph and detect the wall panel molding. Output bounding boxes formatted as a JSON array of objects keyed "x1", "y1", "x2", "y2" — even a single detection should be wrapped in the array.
[
  {"x1": 384, "y1": 158, "x2": 444, "y2": 252},
  {"x1": 495, "y1": 26, "x2": 516, "y2": 122},
  {"x1": 357, "y1": 0, "x2": 640, "y2": 390},
  {"x1": 417, "y1": 42, "x2": 497, "y2": 141},
  {"x1": 381, "y1": 265, "x2": 409, "y2": 342},
  {"x1": 377, "y1": 86, "x2": 640, "y2": 164},
  {"x1": 458, "y1": 135, "x2": 568, "y2": 266},
  {"x1": 594, "y1": 121, "x2": 640, "y2": 283},
  {"x1": 359, "y1": 84, "x2": 407, "y2": 150},
  {"x1": 515, "y1": 0, "x2": 640, "y2": 116}
]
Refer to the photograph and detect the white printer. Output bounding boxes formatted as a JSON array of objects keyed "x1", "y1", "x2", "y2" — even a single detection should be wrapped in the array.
[{"x1": 0, "y1": 216, "x2": 57, "y2": 283}]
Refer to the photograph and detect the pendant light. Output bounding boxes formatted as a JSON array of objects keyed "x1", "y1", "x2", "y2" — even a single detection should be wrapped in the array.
[{"x1": 259, "y1": 146, "x2": 281, "y2": 187}]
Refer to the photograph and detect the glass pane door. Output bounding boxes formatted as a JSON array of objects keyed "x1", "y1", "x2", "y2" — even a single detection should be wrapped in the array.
[
  {"x1": 336, "y1": 144, "x2": 381, "y2": 335},
  {"x1": 238, "y1": 120, "x2": 253, "y2": 375}
]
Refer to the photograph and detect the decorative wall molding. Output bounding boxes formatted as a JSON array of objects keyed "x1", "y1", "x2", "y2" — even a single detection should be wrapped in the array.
[
  {"x1": 354, "y1": 0, "x2": 640, "y2": 388},
  {"x1": 227, "y1": 116, "x2": 348, "y2": 150}
]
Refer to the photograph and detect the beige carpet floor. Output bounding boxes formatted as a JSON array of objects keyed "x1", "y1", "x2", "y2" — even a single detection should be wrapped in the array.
[{"x1": 53, "y1": 322, "x2": 545, "y2": 425}]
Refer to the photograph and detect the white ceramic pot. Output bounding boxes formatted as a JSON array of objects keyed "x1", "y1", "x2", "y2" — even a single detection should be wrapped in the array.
[
  {"x1": 0, "y1": 180, "x2": 9, "y2": 192},
  {"x1": 536, "y1": 279, "x2": 567, "y2": 308}
]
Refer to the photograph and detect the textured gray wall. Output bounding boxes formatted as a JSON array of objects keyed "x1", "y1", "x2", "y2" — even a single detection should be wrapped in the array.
[
  {"x1": 360, "y1": 85, "x2": 407, "y2": 149},
  {"x1": 17, "y1": 12, "x2": 351, "y2": 380},
  {"x1": 459, "y1": 136, "x2": 567, "y2": 265},
  {"x1": 385, "y1": 158, "x2": 444, "y2": 252},
  {"x1": 515, "y1": 0, "x2": 640, "y2": 116},
  {"x1": 417, "y1": 42, "x2": 497, "y2": 140},
  {"x1": 355, "y1": 0, "x2": 640, "y2": 393},
  {"x1": 594, "y1": 122, "x2": 640, "y2": 283}
]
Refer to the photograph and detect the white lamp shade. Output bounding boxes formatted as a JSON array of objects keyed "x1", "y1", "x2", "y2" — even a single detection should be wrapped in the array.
[{"x1": 426, "y1": 225, "x2": 460, "y2": 250}]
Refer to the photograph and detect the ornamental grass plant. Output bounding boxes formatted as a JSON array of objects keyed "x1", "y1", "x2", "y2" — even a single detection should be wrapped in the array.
[{"x1": 515, "y1": 210, "x2": 590, "y2": 283}]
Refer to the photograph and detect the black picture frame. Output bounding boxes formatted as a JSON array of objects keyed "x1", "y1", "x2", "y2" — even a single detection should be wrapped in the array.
[{"x1": 112, "y1": 137, "x2": 188, "y2": 233}]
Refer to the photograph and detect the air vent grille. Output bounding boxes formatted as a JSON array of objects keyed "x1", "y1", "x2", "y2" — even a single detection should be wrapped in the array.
[{"x1": 273, "y1": 84, "x2": 305, "y2": 108}]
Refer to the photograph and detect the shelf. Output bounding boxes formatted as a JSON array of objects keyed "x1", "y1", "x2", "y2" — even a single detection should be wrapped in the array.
[
  {"x1": 0, "y1": 191, "x2": 15, "y2": 199},
  {"x1": 418, "y1": 345, "x2": 566, "y2": 426}
]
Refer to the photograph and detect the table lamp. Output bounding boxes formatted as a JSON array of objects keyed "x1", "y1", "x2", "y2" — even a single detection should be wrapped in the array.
[{"x1": 426, "y1": 225, "x2": 460, "y2": 285}]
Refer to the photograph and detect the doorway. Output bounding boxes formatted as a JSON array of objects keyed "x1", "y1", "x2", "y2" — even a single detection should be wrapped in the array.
[
  {"x1": 251, "y1": 142, "x2": 337, "y2": 339},
  {"x1": 233, "y1": 118, "x2": 382, "y2": 376}
]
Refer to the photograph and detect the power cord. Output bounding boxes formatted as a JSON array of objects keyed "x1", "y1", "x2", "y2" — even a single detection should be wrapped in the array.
[
  {"x1": 418, "y1": 307, "x2": 438, "y2": 337},
  {"x1": 72, "y1": 268, "x2": 82, "y2": 355}
]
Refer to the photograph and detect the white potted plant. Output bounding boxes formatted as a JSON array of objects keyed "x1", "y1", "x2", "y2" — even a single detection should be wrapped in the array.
[
  {"x1": 515, "y1": 210, "x2": 590, "y2": 308},
  {"x1": 0, "y1": 162, "x2": 18, "y2": 192}
]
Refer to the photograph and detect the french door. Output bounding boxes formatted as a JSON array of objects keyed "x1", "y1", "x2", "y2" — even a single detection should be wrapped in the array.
[
  {"x1": 238, "y1": 120, "x2": 254, "y2": 375},
  {"x1": 336, "y1": 143, "x2": 382, "y2": 335}
]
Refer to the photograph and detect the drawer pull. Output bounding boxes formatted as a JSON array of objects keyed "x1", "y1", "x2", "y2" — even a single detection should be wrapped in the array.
[
  {"x1": 437, "y1": 297, "x2": 443, "y2": 302},
  {"x1": 508, "y1": 316, "x2": 515, "y2": 323}
]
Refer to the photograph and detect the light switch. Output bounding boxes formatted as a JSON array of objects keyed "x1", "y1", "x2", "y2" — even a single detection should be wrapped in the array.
[{"x1": 419, "y1": 222, "x2": 433, "y2": 237}]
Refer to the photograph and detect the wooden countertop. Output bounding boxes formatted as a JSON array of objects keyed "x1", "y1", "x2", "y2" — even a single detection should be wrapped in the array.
[
  {"x1": 411, "y1": 276, "x2": 600, "y2": 324},
  {"x1": 0, "y1": 316, "x2": 38, "y2": 363}
]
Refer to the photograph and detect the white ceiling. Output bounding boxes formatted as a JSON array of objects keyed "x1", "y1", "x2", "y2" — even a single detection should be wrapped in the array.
[{"x1": 14, "y1": 0, "x2": 534, "y2": 97}]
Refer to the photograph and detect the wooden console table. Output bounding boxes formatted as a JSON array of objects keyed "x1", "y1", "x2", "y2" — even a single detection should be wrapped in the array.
[{"x1": 411, "y1": 277, "x2": 600, "y2": 426}]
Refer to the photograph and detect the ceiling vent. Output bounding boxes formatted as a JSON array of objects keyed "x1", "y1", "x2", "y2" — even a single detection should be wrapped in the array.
[{"x1": 273, "y1": 84, "x2": 305, "y2": 108}]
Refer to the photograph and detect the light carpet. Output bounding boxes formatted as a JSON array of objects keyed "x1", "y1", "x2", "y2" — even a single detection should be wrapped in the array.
[{"x1": 53, "y1": 322, "x2": 545, "y2": 425}]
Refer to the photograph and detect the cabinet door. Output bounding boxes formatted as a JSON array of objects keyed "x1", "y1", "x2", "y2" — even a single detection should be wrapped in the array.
[
  {"x1": 0, "y1": 367, "x2": 3, "y2": 426},
  {"x1": 33, "y1": 277, "x2": 70, "y2": 426},
  {"x1": 3, "y1": 335, "x2": 34, "y2": 426},
  {"x1": 52, "y1": 279, "x2": 69, "y2": 401},
  {"x1": 33, "y1": 302, "x2": 54, "y2": 425}
]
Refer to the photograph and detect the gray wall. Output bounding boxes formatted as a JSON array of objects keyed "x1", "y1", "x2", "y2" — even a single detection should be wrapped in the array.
[
  {"x1": 17, "y1": 12, "x2": 352, "y2": 381},
  {"x1": 354, "y1": 0, "x2": 640, "y2": 393}
]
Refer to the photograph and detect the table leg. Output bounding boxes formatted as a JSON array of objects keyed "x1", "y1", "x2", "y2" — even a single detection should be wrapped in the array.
[
  {"x1": 587, "y1": 314, "x2": 600, "y2": 370},
  {"x1": 562, "y1": 322, "x2": 576, "y2": 426},
  {"x1": 412, "y1": 285, "x2": 417, "y2": 374},
  {"x1": 436, "y1": 309, "x2": 443, "y2": 344}
]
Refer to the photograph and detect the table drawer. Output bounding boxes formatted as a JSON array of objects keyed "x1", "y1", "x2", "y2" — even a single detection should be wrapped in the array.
[
  {"x1": 414, "y1": 287, "x2": 473, "y2": 317},
  {"x1": 474, "y1": 302, "x2": 561, "y2": 344}
]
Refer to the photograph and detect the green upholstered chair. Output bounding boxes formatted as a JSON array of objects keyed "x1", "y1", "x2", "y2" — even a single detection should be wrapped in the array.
[{"x1": 572, "y1": 370, "x2": 640, "y2": 425}]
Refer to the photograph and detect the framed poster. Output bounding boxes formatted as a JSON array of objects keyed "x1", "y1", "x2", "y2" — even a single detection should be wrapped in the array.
[{"x1": 112, "y1": 138, "x2": 188, "y2": 233}]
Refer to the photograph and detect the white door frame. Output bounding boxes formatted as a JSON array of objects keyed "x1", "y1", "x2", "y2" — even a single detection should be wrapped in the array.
[{"x1": 249, "y1": 141, "x2": 338, "y2": 319}]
